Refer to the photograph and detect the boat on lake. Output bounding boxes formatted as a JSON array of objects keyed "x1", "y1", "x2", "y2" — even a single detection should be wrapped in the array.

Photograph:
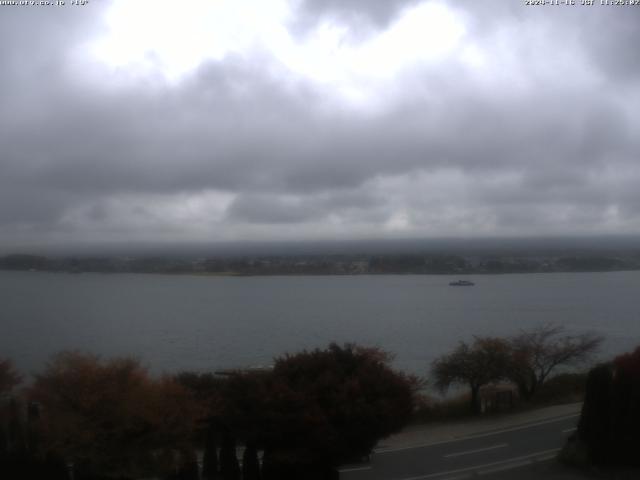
[{"x1": 449, "y1": 280, "x2": 475, "y2": 286}]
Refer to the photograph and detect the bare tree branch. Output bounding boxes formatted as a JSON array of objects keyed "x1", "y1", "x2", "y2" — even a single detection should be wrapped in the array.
[{"x1": 507, "y1": 324, "x2": 603, "y2": 400}]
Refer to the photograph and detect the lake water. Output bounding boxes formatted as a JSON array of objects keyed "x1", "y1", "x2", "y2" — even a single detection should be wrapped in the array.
[{"x1": 1, "y1": 270, "x2": 639, "y2": 378}]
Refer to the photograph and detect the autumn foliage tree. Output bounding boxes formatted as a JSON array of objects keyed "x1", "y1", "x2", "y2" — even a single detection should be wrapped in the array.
[
  {"x1": 28, "y1": 352, "x2": 199, "y2": 480},
  {"x1": 432, "y1": 337, "x2": 512, "y2": 413},
  {"x1": 209, "y1": 344, "x2": 416, "y2": 480},
  {"x1": 1, "y1": 359, "x2": 23, "y2": 466},
  {"x1": 0, "y1": 359, "x2": 21, "y2": 396},
  {"x1": 507, "y1": 324, "x2": 603, "y2": 400},
  {"x1": 269, "y1": 344, "x2": 416, "y2": 468},
  {"x1": 172, "y1": 371, "x2": 224, "y2": 479}
]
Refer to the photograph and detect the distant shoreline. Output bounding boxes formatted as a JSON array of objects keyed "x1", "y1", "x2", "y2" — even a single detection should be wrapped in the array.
[
  {"x1": 2, "y1": 251, "x2": 639, "y2": 277},
  {"x1": 2, "y1": 267, "x2": 640, "y2": 277}
]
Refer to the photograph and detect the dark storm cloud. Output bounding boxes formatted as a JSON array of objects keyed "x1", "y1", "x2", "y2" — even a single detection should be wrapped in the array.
[{"x1": 1, "y1": 0, "x2": 639, "y2": 246}]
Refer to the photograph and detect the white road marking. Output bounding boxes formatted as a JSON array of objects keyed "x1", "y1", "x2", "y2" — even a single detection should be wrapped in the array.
[
  {"x1": 443, "y1": 443, "x2": 508, "y2": 458},
  {"x1": 376, "y1": 413, "x2": 579, "y2": 453},
  {"x1": 477, "y1": 459, "x2": 531, "y2": 475},
  {"x1": 396, "y1": 448, "x2": 561, "y2": 480},
  {"x1": 532, "y1": 452, "x2": 559, "y2": 462},
  {"x1": 562, "y1": 427, "x2": 577, "y2": 433},
  {"x1": 338, "y1": 465, "x2": 371, "y2": 473}
]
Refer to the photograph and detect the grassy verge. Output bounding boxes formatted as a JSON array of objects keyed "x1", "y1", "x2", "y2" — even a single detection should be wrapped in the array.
[{"x1": 411, "y1": 373, "x2": 587, "y2": 424}]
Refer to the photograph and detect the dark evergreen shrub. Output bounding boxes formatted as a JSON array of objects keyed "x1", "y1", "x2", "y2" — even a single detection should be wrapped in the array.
[
  {"x1": 241, "y1": 443, "x2": 261, "y2": 480},
  {"x1": 219, "y1": 432, "x2": 240, "y2": 480},
  {"x1": 578, "y1": 363, "x2": 613, "y2": 465},
  {"x1": 201, "y1": 428, "x2": 219, "y2": 480}
]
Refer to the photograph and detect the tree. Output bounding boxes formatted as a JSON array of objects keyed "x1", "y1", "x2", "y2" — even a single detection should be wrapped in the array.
[
  {"x1": 28, "y1": 352, "x2": 198, "y2": 479},
  {"x1": 215, "y1": 344, "x2": 416, "y2": 479},
  {"x1": 174, "y1": 371, "x2": 225, "y2": 410},
  {"x1": 507, "y1": 324, "x2": 603, "y2": 401},
  {"x1": 0, "y1": 358, "x2": 21, "y2": 395},
  {"x1": 270, "y1": 344, "x2": 416, "y2": 468},
  {"x1": 432, "y1": 337, "x2": 511, "y2": 413},
  {"x1": 0, "y1": 359, "x2": 25, "y2": 476},
  {"x1": 174, "y1": 372, "x2": 226, "y2": 479}
]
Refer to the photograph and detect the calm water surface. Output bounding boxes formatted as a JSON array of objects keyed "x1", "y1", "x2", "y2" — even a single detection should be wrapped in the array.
[{"x1": 1, "y1": 271, "x2": 639, "y2": 377}]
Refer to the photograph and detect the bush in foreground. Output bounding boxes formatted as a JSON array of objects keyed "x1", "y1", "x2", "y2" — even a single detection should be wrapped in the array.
[
  {"x1": 28, "y1": 352, "x2": 199, "y2": 479},
  {"x1": 562, "y1": 345, "x2": 640, "y2": 468},
  {"x1": 192, "y1": 343, "x2": 418, "y2": 479},
  {"x1": 0, "y1": 344, "x2": 417, "y2": 479}
]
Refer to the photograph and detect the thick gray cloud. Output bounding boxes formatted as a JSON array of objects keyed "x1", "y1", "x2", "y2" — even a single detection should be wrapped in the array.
[
  {"x1": 0, "y1": 0, "x2": 639, "y2": 249},
  {"x1": 292, "y1": 0, "x2": 419, "y2": 34},
  {"x1": 299, "y1": 0, "x2": 416, "y2": 22}
]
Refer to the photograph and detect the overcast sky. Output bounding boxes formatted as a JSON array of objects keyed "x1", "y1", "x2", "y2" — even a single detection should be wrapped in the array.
[{"x1": 1, "y1": 0, "x2": 639, "y2": 250}]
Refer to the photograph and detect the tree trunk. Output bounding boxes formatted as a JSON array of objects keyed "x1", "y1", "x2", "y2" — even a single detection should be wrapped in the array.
[
  {"x1": 528, "y1": 374, "x2": 538, "y2": 399},
  {"x1": 518, "y1": 373, "x2": 538, "y2": 401},
  {"x1": 470, "y1": 384, "x2": 481, "y2": 414}
]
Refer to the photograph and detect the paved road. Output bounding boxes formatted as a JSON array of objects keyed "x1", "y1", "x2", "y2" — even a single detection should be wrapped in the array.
[{"x1": 340, "y1": 413, "x2": 580, "y2": 480}]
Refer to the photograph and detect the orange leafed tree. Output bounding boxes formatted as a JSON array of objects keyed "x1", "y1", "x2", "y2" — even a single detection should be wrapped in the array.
[
  {"x1": 29, "y1": 351, "x2": 198, "y2": 479},
  {"x1": 0, "y1": 358, "x2": 22, "y2": 395}
]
